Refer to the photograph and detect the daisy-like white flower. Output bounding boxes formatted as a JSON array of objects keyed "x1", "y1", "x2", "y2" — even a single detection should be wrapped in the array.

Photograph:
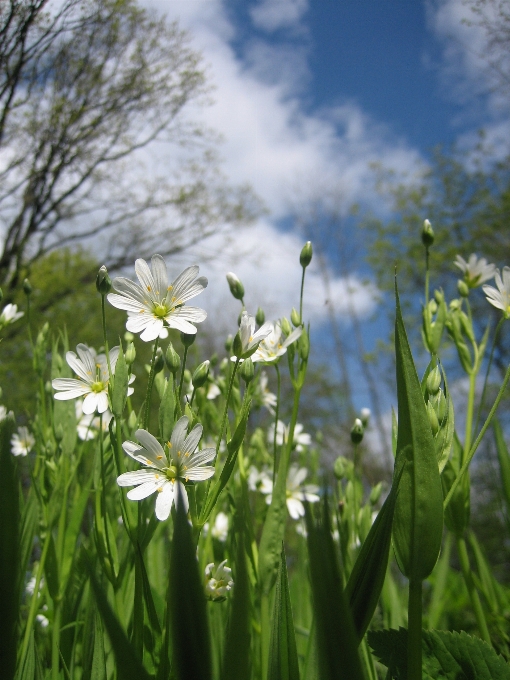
[
  {"x1": 11, "y1": 426, "x2": 35, "y2": 456},
  {"x1": 269, "y1": 420, "x2": 312, "y2": 452},
  {"x1": 205, "y1": 560, "x2": 234, "y2": 601},
  {"x1": 117, "y1": 416, "x2": 215, "y2": 520},
  {"x1": 0, "y1": 303, "x2": 23, "y2": 330},
  {"x1": 483, "y1": 267, "x2": 510, "y2": 318},
  {"x1": 211, "y1": 511, "x2": 229, "y2": 542},
  {"x1": 231, "y1": 311, "x2": 272, "y2": 360},
  {"x1": 262, "y1": 463, "x2": 320, "y2": 520},
  {"x1": 107, "y1": 255, "x2": 207, "y2": 342},
  {"x1": 454, "y1": 254, "x2": 496, "y2": 288},
  {"x1": 52, "y1": 344, "x2": 131, "y2": 415},
  {"x1": 0, "y1": 405, "x2": 13, "y2": 421},
  {"x1": 247, "y1": 465, "x2": 273, "y2": 494},
  {"x1": 75, "y1": 401, "x2": 113, "y2": 440},
  {"x1": 251, "y1": 321, "x2": 302, "y2": 363},
  {"x1": 255, "y1": 372, "x2": 277, "y2": 414}
]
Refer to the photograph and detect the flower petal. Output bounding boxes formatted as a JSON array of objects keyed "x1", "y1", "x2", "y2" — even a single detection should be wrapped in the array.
[{"x1": 155, "y1": 482, "x2": 175, "y2": 520}]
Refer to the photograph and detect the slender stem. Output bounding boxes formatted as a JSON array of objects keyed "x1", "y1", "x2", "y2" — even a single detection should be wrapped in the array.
[
  {"x1": 474, "y1": 317, "x2": 504, "y2": 435},
  {"x1": 178, "y1": 344, "x2": 189, "y2": 405},
  {"x1": 444, "y1": 360, "x2": 510, "y2": 509},
  {"x1": 456, "y1": 536, "x2": 492, "y2": 644},
  {"x1": 424, "y1": 247, "x2": 430, "y2": 307},
  {"x1": 52, "y1": 600, "x2": 63, "y2": 680},
  {"x1": 464, "y1": 372, "x2": 477, "y2": 465},
  {"x1": 143, "y1": 337, "x2": 160, "y2": 431},
  {"x1": 25, "y1": 291, "x2": 34, "y2": 349},
  {"x1": 299, "y1": 266, "x2": 306, "y2": 322},
  {"x1": 101, "y1": 295, "x2": 113, "y2": 385},
  {"x1": 407, "y1": 578, "x2": 423, "y2": 680},
  {"x1": 272, "y1": 363, "x2": 281, "y2": 483},
  {"x1": 216, "y1": 358, "x2": 240, "y2": 456}
]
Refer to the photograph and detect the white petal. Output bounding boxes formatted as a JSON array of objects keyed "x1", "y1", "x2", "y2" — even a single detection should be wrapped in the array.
[
  {"x1": 66, "y1": 352, "x2": 92, "y2": 383},
  {"x1": 170, "y1": 416, "x2": 189, "y2": 451},
  {"x1": 155, "y1": 482, "x2": 175, "y2": 520},
  {"x1": 184, "y1": 466, "x2": 215, "y2": 481},
  {"x1": 182, "y1": 423, "x2": 203, "y2": 456},
  {"x1": 127, "y1": 480, "x2": 160, "y2": 500},
  {"x1": 150, "y1": 254, "x2": 169, "y2": 299},
  {"x1": 175, "y1": 481, "x2": 189, "y2": 513},
  {"x1": 117, "y1": 470, "x2": 161, "y2": 486},
  {"x1": 287, "y1": 497, "x2": 305, "y2": 519},
  {"x1": 135, "y1": 429, "x2": 166, "y2": 458},
  {"x1": 135, "y1": 259, "x2": 158, "y2": 301},
  {"x1": 82, "y1": 393, "x2": 100, "y2": 414},
  {"x1": 140, "y1": 319, "x2": 164, "y2": 342},
  {"x1": 95, "y1": 392, "x2": 109, "y2": 413},
  {"x1": 110, "y1": 277, "x2": 146, "y2": 304},
  {"x1": 109, "y1": 294, "x2": 147, "y2": 314}
]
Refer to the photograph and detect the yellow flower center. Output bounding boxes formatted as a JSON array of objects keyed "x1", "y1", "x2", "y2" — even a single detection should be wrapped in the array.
[
  {"x1": 91, "y1": 381, "x2": 105, "y2": 393},
  {"x1": 154, "y1": 303, "x2": 169, "y2": 319},
  {"x1": 164, "y1": 465, "x2": 178, "y2": 481}
]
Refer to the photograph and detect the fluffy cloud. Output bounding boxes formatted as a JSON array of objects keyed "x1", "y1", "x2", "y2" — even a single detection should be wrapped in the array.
[{"x1": 250, "y1": 0, "x2": 309, "y2": 32}]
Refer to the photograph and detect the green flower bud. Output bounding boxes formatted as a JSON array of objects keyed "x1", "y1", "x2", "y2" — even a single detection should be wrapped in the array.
[
  {"x1": 226, "y1": 272, "x2": 245, "y2": 301},
  {"x1": 290, "y1": 307, "x2": 301, "y2": 327},
  {"x1": 23, "y1": 278, "x2": 32, "y2": 296},
  {"x1": 192, "y1": 360, "x2": 210, "y2": 389},
  {"x1": 426, "y1": 401, "x2": 440, "y2": 436},
  {"x1": 239, "y1": 357, "x2": 254, "y2": 384},
  {"x1": 225, "y1": 334, "x2": 233, "y2": 352},
  {"x1": 96, "y1": 265, "x2": 112, "y2": 295},
  {"x1": 360, "y1": 407, "x2": 371, "y2": 427},
  {"x1": 0, "y1": 386, "x2": 2, "y2": 399},
  {"x1": 426, "y1": 366, "x2": 441, "y2": 395},
  {"x1": 350, "y1": 417, "x2": 364, "y2": 444},
  {"x1": 54, "y1": 423, "x2": 64, "y2": 442},
  {"x1": 44, "y1": 381, "x2": 52, "y2": 394},
  {"x1": 165, "y1": 342, "x2": 181, "y2": 375},
  {"x1": 125, "y1": 342, "x2": 136, "y2": 366},
  {"x1": 421, "y1": 219, "x2": 434, "y2": 247},
  {"x1": 299, "y1": 327, "x2": 309, "y2": 360},
  {"x1": 232, "y1": 331, "x2": 243, "y2": 358},
  {"x1": 256, "y1": 307, "x2": 265, "y2": 325},
  {"x1": 457, "y1": 279, "x2": 469, "y2": 297},
  {"x1": 300, "y1": 240, "x2": 313, "y2": 268},
  {"x1": 153, "y1": 347, "x2": 165, "y2": 374},
  {"x1": 209, "y1": 353, "x2": 218, "y2": 367},
  {"x1": 180, "y1": 332, "x2": 196, "y2": 348},
  {"x1": 369, "y1": 482, "x2": 383, "y2": 505},
  {"x1": 128, "y1": 410, "x2": 138, "y2": 431},
  {"x1": 435, "y1": 389, "x2": 447, "y2": 423},
  {"x1": 124, "y1": 331, "x2": 134, "y2": 343},
  {"x1": 333, "y1": 456, "x2": 352, "y2": 480},
  {"x1": 183, "y1": 369, "x2": 192, "y2": 386},
  {"x1": 434, "y1": 289, "x2": 444, "y2": 304},
  {"x1": 281, "y1": 316, "x2": 292, "y2": 336}
]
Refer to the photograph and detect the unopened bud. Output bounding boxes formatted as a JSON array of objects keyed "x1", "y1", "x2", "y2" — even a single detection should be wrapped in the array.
[
  {"x1": 54, "y1": 424, "x2": 64, "y2": 442},
  {"x1": 334, "y1": 456, "x2": 352, "y2": 480},
  {"x1": 153, "y1": 347, "x2": 165, "y2": 374},
  {"x1": 225, "y1": 334, "x2": 233, "y2": 352},
  {"x1": 369, "y1": 482, "x2": 382, "y2": 505},
  {"x1": 210, "y1": 353, "x2": 218, "y2": 367},
  {"x1": 124, "y1": 331, "x2": 134, "y2": 343},
  {"x1": 290, "y1": 307, "x2": 301, "y2": 327},
  {"x1": 300, "y1": 241, "x2": 313, "y2": 268},
  {"x1": 435, "y1": 389, "x2": 447, "y2": 422},
  {"x1": 426, "y1": 401, "x2": 440, "y2": 435},
  {"x1": 239, "y1": 357, "x2": 254, "y2": 384},
  {"x1": 256, "y1": 307, "x2": 265, "y2": 326},
  {"x1": 232, "y1": 331, "x2": 243, "y2": 358},
  {"x1": 183, "y1": 369, "x2": 192, "y2": 385},
  {"x1": 457, "y1": 279, "x2": 469, "y2": 297},
  {"x1": 96, "y1": 265, "x2": 112, "y2": 295},
  {"x1": 281, "y1": 317, "x2": 292, "y2": 336},
  {"x1": 180, "y1": 332, "x2": 196, "y2": 348},
  {"x1": 299, "y1": 327, "x2": 309, "y2": 360},
  {"x1": 226, "y1": 272, "x2": 245, "y2": 301},
  {"x1": 421, "y1": 219, "x2": 434, "y2": 247},
  {"x1": 125, "y1": 342, "x2": 136, "y2": 366},
  {"x1": 434, "y1": 289, "x2": 444, "y2": 304},
  {"x1": 350, "y1": 418, "x2": 364, "y2": 444},
  {"x1": 165, "y1": 342, "x2": 181, "y2": 375},
  {"x1": 426, "y1": 366, "x2": 441, "y2": 395},
  {"x1": 128, "y1": 410, "x2": 138, "y2": 430},
  {"x1": 192, "y1": 360, "x2": 210, "y2": 389},
  {"x1": 360, "y1": 408, "x2": 371, "y2": 427},
  {"x1": 23, "y1": 278, "x2": 32, "y2": 296}
]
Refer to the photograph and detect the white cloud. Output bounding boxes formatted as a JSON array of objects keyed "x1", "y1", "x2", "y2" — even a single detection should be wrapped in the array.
[{"x1": 250, "y1": 0, "x2": 309, "y2": 33}]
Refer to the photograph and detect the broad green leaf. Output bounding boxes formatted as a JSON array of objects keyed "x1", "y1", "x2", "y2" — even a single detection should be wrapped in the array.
[
  {"x1": 0, "y1": 416, "x2": 19, "y2": 680},
  {"x1": 19, "y1": 493, "x2": 37, "y2": 583},
  {"x1": 305, "y1": 502, "x2": 364, "y2": 680},
  {"x1": 302, "y1": 619, "x2": 319, "y2": 680},
  {"x1": 426, "y1": 532, "x2": 452, "y2": 630},
  {"x1": 15, "y1": 631, "x2": 44, "y2": 680},
  {"x1": 136, "y1": 542, "x2": 162, "y2": 663},
  {"x1": 392, "y1": 284, "x2": 443, "y2": 582},
  {"x1": 368, "y1": 628, "x2": 510, "y2": 680},
  {"x1": 159, "y1": 374, "x2": 175, "y2": 442},
  {"x1": 91, "y1": 612, "x2": 107, "y2": 680},
  {"x1": 257, "y1": 462, "x2": 288, "y2": 596},
  {"x1": 493, "y1": 418, "x2": 510, "y2": 516},
  {"x1": 60, "y1": 484, "x2": 90, "y2": 597},
  {"x1": 111, "y1": 343, "x2": 129, "y2": 416},
  {"x1": 222, "y1": 525, "x2": 251, "y2": 680},
  {"x1": 267, "y1": 545, "x2": 300, "y2": 680},
  {"x1": 345, "y1": 477, "x2": 399, "y2": 642},
  {"x1": 44, "y1": 531, "x2": 60, "y2": 600},
  {"x1": 88, "y1": 563, "x2": 153, "y2": 680},
  {"x1": 169, "y1": 487, "x2": 212, "y2": 680}
]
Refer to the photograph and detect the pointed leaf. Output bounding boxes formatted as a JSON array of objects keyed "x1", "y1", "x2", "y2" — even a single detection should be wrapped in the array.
[
  {"x1": 91, "y1": 612, "x2": 107, "y2": 680},
  {"x1": 159, "y1": 375, "x2": 175, "y2": 442},
  {"x1": 493, "y1": 418, "x2": 510, "y2": 516},
  {"x1": 111, "y1": 343, "x2": 129, "y2": 417},
  {"x1": 60, "y1": 484, "x2": 90, "y2": 597}
]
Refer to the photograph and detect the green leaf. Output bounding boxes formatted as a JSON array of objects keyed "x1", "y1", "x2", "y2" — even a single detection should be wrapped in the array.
[
  {"x1": 392, "y1": 283, "x2": 444, "y2": 581},
  {"x1": 222, "y1": 524, "x2": 251, "y2": 680},
  {"x1": 60, "y1": 484, "x2": 90, "y2": 597},
  {"x1": 19, "y1": 493, "x2": 38, "y2": 584},
  {"x1": 15, "y1": 631, "x2": 44, "y2": 680},
  {"x1": 345, "y1": 477, "x2": 399, "y2": 642},
  {"x1": 169, "y1": 488, "x2": 212, "y2": 680},
  {"x1": 442, "y1": 433, "x2": 470, "y2": 537},
  {"x1": 267, "y1": 545, "x2": 300, "y2": 680},
  {"x1": 368, "y1": 628, "x2": 510, "y2": 680},
  {"x1": 258, "y1": 461, "x2": 288, "y2": 596},
  {"x1": 0, "y1": 416, "x2": 19, "y2": 680},
  {"x1": 51, "y1": 339, "x2": 77, "y2": 456},
  {"x1": 111, "y1": 343, "x2": 129, "y2": 416},
  {"x1": 493, "y1": 418, "x2": 510, "y2": 516},
  {"x1": 158, "y1": 374, "x2": 175, "y2": 442},
  {"x1": 44, "y1": 531, "x2": 60, "y2": 600},
  {"x1": 91, "y1": 612, "x2": 107, "y2": 680},
  {"x1": 88, "y1": 562, "x2": 153, "y2": 680},
  {"x1": 305, "y1": 502, "x2": 364, "y2": 680}
]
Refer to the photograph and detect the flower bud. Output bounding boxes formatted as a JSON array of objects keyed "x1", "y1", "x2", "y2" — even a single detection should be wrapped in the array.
[
  {"x1": 299, "y1": 327, "x2": 309, "y2": 360},
  {"x1": 128, "y1": 410, "x2": 138, "y2": 431},
  {"x1": 124, "y1": 331, "x2": 134, "y2": 343},
  {"x1": 426, "y1": 366, "x2": 441, "y2": 395},
  {"x1": 180, "y1": 332, "x2": 196, "y2": 348},
  {"x1": 435, "y1": 389, "x2": 447, "y2": 422},
  {"x1": 369, "y1": 482, "x2": 382, "y2": 505},
  {"x1": 290, "y1": 307, "x2": 301, "y2": 327},
  {"x1": 232, "y1": 331, "x2": 243, "y2": 358},
  {"x1": 226, "y1": 272, "x2": 245, "y2": 301},
  {"x1": 192, "y1": 360, "x2": 210, "y2": 389},
  {"x1": 165, "y1": 342, "x2": 181, "y2": 375},
  {"x1": 333, "y1": 456, "x2": 352, "y2": 480},
  {"x1": 183, "y1": 369, "x2": 192, "y2": 385},
  {"x1": 153, "y1": 347, "x2": 165, "y2": 374},
  {"x1": 434, "y1": 289, "x2": 444, "y2": 305},
  {"x1": 421, "y1": 219, "x2": 434, "y2": 247},
  {"x1": 426, "y1": 401, "x2": 440, "y2": 436},
  {"x1": 281, "y1": 316, "x2": 292, "y2": 336},
  {"x1": 96, "y1": 265, "x2": 112, "y2": 295},
  {"x1": 23, "y1": 278, "x2": 32, "y2": 296},
  {"x1": 256, "y1": 307, "x2": 265, "y2": 325},
  {"x1": 360, "y1": 408, "x2": 371, "y2": 427},
  {"x1": 125, "y1": 342, "x2": 136, "y2": 366},
  {"x1": 239, "y1": 357, "x2": 254, "y2": 384},
  {"x1": 224, "y1": 334, "x2": 233, "y2": 352},
  {"x1": 209, "y1": 353, "x2": 218, "y2": 367},
  {"x1": 300, "y1": 241, "x2": 313, "y2": 268},
  {"x1": 457, "y1": 279, "x2": 469, "y2": 298},
  {"x1": 350, "y1": 417, "x2": 364, "y2": 444}
]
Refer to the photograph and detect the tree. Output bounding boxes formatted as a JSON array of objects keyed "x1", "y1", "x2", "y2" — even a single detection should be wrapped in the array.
[{"x1": 0, "y1": 0, "x2": 255, "y2": 295}]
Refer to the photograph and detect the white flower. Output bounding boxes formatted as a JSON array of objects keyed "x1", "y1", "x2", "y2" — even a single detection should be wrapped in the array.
[
  {"x1": 205, "y1": 560, "x2": 234, "y2": 601},
  {"x1": 247, "y1": 465, "x2": 273, "y2": 493},
  {"x1": 11, "y1": 426, "x2": 35, "y2": 456},
  {"x1": 256, "y1": 372, "x2": 277, "y2": 414},
  {"x1": 210, "y1": 511, "x2": 229, "y2": 542},
  {"x1": 117, "y1": 416, "x2": 215, "y2": 521},
  {"x1": 483, "y1": 267, "x2": 510, "y2": 318},
  {"x1": 36, "y1": 614, "x2": 49, "y2": 628},
  {"x1": 108, "y1": 256, "x2": 207, "y2": 342},
  {"x1": 207, "y1": 383, "x2": 221, "y2": 400},
  {"x1": 251, "y1": 321, "x2": 302, "y2": 363},
  {"x1": 0, "y1": 303, "x2": 23, "y2": 329},
  {"x1": 232, "y1": 311, "x2": 272, "y2": 360},
  {"x1": 52, "y1": 344, "x2": 130, "y2": 414},
  {"x1": 0, "y1": 405, "x2": 13, "y2": 421},
  {"x1": 454, "y1": 254, "x2": 496, "y2": 288},
  {"x1": 262, "y1": 463, "x2": 320, "y2": 520},
  {"x1": 269, "y1": 420, "x2": 312, "y2": 452},
  {"x1": 75, "y1": 401, "x2": 113, "y2": 440}
]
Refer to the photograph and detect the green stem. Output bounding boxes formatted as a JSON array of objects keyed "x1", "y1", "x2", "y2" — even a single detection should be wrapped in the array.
[
  {"x1": 474, "y1": 317, "x2": 504, "y2": 435},
  {"x1": 424, "y1": 247, "x2": 430, "y2": 307},
  {"x1": 444, "y1": 360, "x2": 510, "y2": 509},
  {"x1": 101, "y1": 295, "x2": 113, "y2": 386},
  {"x1": 299, "y1": 266, "x2": 306, "y2": 323},
  {"x1": 216, "y1": 358, "x2": 240, "y2": 456},
  {"x1": 52, "y1": 600, "x2": 63, "y2": 680},
  {"x1": 272, "y1": 363, "x2": 281, "y2": 483},
  {"x1": 456, "y1": 536, "x2": 492, "y2": 644},
  {"x1": 143, "y1": 337, "x2": 160, "y2": 431},
  {"x1": 407, "y1": 578, "x2": 423, "y2": 680},
  {"x1": 464, "y1": 371, "x2": 477, "y2": 464},
  {"x1": 178, "y1": 344, "x2": 189, "y2": 405}
]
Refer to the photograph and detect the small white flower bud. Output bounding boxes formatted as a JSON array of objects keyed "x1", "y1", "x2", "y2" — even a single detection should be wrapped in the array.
[{"x1": 226, "y1": 272, "x2": 245, "y2": 301}]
